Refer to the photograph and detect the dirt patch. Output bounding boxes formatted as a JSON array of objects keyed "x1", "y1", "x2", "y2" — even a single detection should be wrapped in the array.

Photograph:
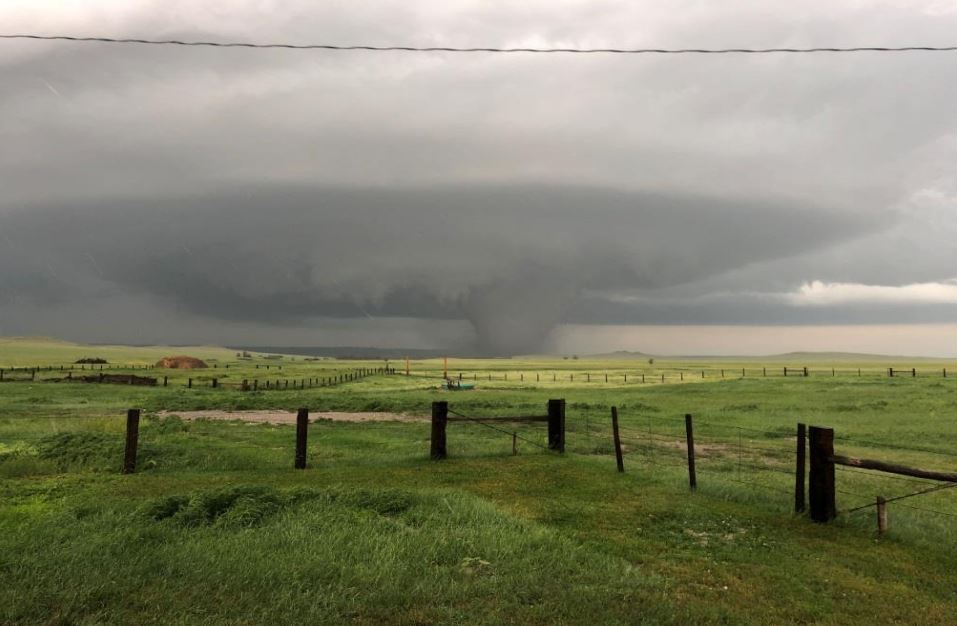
[{"x1": 155, "y1": 410, "x2": 426, "y2": 424}]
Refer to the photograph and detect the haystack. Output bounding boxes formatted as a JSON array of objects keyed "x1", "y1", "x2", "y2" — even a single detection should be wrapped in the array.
[{"x1": 155, "y1": 355, "x2": 208, "y2": 369}]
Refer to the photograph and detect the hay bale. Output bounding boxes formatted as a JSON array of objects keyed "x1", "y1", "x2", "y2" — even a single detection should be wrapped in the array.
[{"x1": 155, "y1": 356, "x2": 208, "y2": 369}]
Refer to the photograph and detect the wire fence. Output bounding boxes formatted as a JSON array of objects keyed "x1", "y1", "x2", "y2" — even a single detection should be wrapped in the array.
[
  {"x1": 573, "y1": 408, "x2": 957, "y2": 530},
  {"x1": 2, "y1": 398, "x2": 955, "y2": 535}
]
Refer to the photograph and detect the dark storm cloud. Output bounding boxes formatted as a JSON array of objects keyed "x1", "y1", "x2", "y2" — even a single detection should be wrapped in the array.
[
  {"x1": 3, "y1": 1, "x2": 957, "y2": 352},
  {"x1": 0, "y1": 184, "x2": 878, "y2": 352}
]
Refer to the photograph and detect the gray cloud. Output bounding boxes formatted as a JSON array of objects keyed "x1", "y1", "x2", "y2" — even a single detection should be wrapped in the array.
[
  {"x1": 2, "y1": 2, "x2": 957, "y2": 353},
  {"x1": 0, "y1": 184, "x2": 881, "y2": 352}
]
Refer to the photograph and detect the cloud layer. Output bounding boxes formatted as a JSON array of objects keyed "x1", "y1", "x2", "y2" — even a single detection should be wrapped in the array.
[{"x1": 2, "y1": 1, "x2": 957, "y2": 352}]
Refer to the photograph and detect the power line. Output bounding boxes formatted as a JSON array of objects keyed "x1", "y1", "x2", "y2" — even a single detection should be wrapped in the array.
[{"x1": 3, "y1": 34, "x2": 957, "y2": 55}]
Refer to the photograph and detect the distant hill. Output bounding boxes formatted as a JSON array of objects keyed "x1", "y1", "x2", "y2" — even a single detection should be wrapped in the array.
[
  {"x1": 755, "y1": 351, "x2": 950, "y2": 362},
  {"x1": 583, "y1": 350, "x2": 653, "y2": 360},
  {"x1": 581, "y1": 349, "x2": 951, "y2": 361}
]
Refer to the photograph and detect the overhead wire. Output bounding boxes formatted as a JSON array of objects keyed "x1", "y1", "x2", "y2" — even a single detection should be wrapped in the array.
[{"x1": 3, "y1": 34, "x2": 957, "y2": 56}]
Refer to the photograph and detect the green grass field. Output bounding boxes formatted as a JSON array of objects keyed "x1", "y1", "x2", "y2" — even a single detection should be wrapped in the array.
[{"x1": 1, "y1": 338, "x2": 956, "y2": 624}]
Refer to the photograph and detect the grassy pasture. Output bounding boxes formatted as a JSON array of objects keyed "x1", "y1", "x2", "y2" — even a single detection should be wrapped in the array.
[{"x1": 1, "y1": 338, "x2": 956, "y2": 624}]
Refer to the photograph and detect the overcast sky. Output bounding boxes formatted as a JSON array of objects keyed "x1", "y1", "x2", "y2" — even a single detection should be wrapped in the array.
[{"x1": 2, "y1": 1, "x2": 957, "y2": 355}]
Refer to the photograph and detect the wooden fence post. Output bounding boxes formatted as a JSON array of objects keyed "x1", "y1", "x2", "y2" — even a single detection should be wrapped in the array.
[
  {"x1": 123, "y1": 409, "x2": 140, "y2": 474},
  {"x1": 431, "y1": 401, "x2": 448, "y2": 460},
  {"x1": 877, "y1": 496, "x2": 888, "y2": 535},
  {"x1": 611, "y1": 406, "x2": 624, "y2": 472},
  {"x1": 795, "y1": 423, "x2": 806, "y2": 513},
  {"x1": 685, "y1": 413, "x2": 697, "y2": 490},
  {"x1": 808, "y1": 426, "x2": 836, "y2": 522},
  {"x1": 188, "y1": 378, "x2": 192, "y2": 389},
  {"x1": 547, "y1": 398, "x2": 566, "y2": 452},
  {"x1": 163, "y1": 376, "x2": 168, "y2": 387},
  {"x1": 512, "y1": 432, "x2": 517, "y2": 456},
  {"x1": 212, "y1": 378, "x2": 218, "y2": 389},
  {"x1": 295, "y1": 408, "x2": 309, "y2": 469}
]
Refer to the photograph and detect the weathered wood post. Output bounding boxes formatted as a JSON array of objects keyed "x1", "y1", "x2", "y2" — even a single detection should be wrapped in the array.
[
  {"x1": 295, "y1": 408, "x2": 309, "y2": 469},
  {"x1": 431, "y1": 401, "x2": 448, "y2": 460},
  {"x1": 611, "y1": 406, "x2": 624, "y2": 473},
  {"x1": 795, "y1": 423, "x2": 806, "y2": 513},
  {"x1": 123, "y1": 409, "x2": 140, "y2": 474},
  {"x1": 512, "y1": 432, "x2": 517, "y2": 456},
  {"x1": 188, "y1": 378, "x2": 192, "y2": 388},
  {"x1": 685, "y1": 413, "x2": 697, "y2": 490},
  {"x1": 877, "y1": 496, "x2": 888, "y2": 535},
  {"x1": 253, "y1": 379, "x2": 258, "y2": 391},
  {"x1": 163, "y1": 376, "x2": 168, "y2": 387},
  {"x1": 241, "y1": 379, "x2": 249, "y2": 391},
  {"x1": 808, "y1": 426, "x2": 836, "y2": 522},
  {"x1": 211, "y1": 378, "x2": 218, "y2": 389},
  {"x1": 547, "y1": 398, "x2": 565, "y2": 452}
]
